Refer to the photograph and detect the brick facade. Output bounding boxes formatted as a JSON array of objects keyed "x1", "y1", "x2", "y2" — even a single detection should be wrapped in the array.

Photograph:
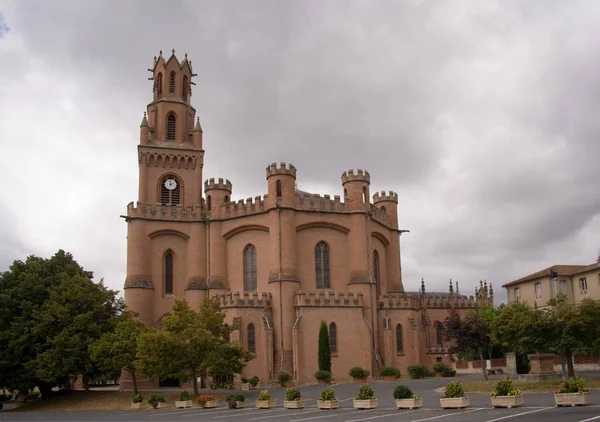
[{"x1": 120, "y1": 51, "x2": 493, "y2": 389}]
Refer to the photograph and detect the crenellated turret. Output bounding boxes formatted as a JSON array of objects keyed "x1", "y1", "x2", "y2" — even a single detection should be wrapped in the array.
[
  {"x1": 341, "y1": 169, "x2": 370, "y2": 211},
  {"x1": 373, "y1": 190, "x2": 399, "y2": 229},
  {"x1": 204, "y1": 178, "x2": 232, "y2": 217},
  {"x1": 266, "y1": 162, "x2": 296, "y2": 208}
]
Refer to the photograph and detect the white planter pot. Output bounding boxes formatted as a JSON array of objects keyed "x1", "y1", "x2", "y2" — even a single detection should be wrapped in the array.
[
  {"x1": 440, "y1": 396, "x2": 469, "y2": 409},
  {"x1": 203, "y1": 400, "x2": 217, "y2": 408},
  {"x1": 256, "y1": 399, "x2": 276, "y2": 409},
  {"x1": 491, "y1": 395, "x2": 524, "y2": 408},
  {"x1": 152, "y1": 402, "x2": 165, "y2": 409},
  {"x1": 353, "y1": 398, "x2": 378, "y2": 409},
  {"x1": 175, "y1": 400, "x2": 192, "y2": 408},
  {"x1": 284, "y1": 399, "x2": 304, "y2": 409},
  {"x1": 130, "y1": 402, "x2": 142, "y2": 409},
  {"x1": 554, "y1": 392, "x2": 589, "y2": 407},
  {"x1": 317, "y1": 399, "x2": 339, "y2": 409},
  {"x1": 241, "y1": 383, "x2": 250, "y2": 391},
  {"x1": 396, "y1": 397, "x2": 422, "y2": 409},
  {"x1": 235, "y1": 400, "x2": 245, "y2": 408}
]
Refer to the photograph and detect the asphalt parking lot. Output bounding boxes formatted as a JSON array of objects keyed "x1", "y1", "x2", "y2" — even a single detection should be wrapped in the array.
[{"x1": 1, "y1": 377, "x2": 599, "y2": 422}]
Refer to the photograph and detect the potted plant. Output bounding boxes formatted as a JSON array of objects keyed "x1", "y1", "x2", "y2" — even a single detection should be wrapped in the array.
[
  {"x1": 554, "y1": 376, "x2": 590, "y2": 406},
  {"x1": 491, "y1": 378, "x2": 523, "y2": 408},
  {"x1": 278, "y1": 372, "x2": 293, "y2": 388},
  {"x1": 440, "y1": 381, "x2": 469, "y2": 409},
  {"x1": 394, "y1": 385, "x2": 422, "y2": 409},
  {"x1": 249, "y1": 376, "x2": 260, "y2": 389},
  {"x1": 315, "y1": 370, "x2": 332, "y2": 385},
  {"x1": 353, "y1": 384, "x2": 378, "y2": 409},
  {"x1": 148, "y1": 394, "x2": 166, "y2": 409},
  {"x1": 241, "y1": 377, "x2": 250, "y2": 391},
  {"x1": 255, "y1": 390, "x2": 275, "y2": 409},
  {"x1": 175, "y1": 390, "x2": 193, "y2": 408},
  {"x1": 349, "y1": 366, "x2": 370, "y2": 383},
  {"x1": 226, "y1": 394, "x2": 246, "y2": 409},
  {"x1": 284, "y1": 387, "x2": 304, "y2": 409},
  {"x1": 317, "y1": 386, "x2": 339, "y2": 409},
  {"x1": 380, "y1": 366, "x2": 401, "y2": 381},
  {"x1": 131, "y1": 393, "x2": 144, "y2": 409},
  {"x1": 198, "y1": 394, "x2": 218, "y2": 408}
]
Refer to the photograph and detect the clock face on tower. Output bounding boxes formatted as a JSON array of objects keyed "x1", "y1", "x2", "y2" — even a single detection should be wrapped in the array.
[{"x1": 164, "y1": 178, "x2": 177, "y2": 190}]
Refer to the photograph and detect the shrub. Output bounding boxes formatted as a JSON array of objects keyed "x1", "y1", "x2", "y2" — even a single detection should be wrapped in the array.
[
  {"x1": 132, "y1": 393, "x2": 144, "y2": 403},
  {"x1": 179, "y1": 390, "x2": 190, "y2": 401},
  {"x1": 148, "y1": 394, "x2": 165, "y2": 408},
  {"x1": 491, "y1": 378, "x2": 521, "y2": 397},
  {"x1": 433, "y1": 363, "x2": 450, "y2": 373},
  {"x1": 234, "y1": 394, "x2": 245, "y2": 402},
  {"x1": 315, "y1": 370, "x2": 332, "y2": 382},
  {"x1": 380, "y1": 366, "x2": 400, "y2": 378},
  {"x1": 241, "y1": 377, "x2": 249, "y2": 383},
  {"x1": 407, "y1": 365, "x2": 428, "y2": 379},
  {"x1": 286, "y1": 387, "x2": 302, "y2": 401},
  {"x1": 556, "y1": 376, "x2": 588, "y2": 394},
  {"x1": 442, "y1": 381, "x2": 465, "y2": 399},
  {"x1": 198, "y1": 394, "x2": 217, "y2": 406},
  {"x1": 278, "y1": 372, "x2": 292, "y2": 385},
  {"x1": 349, "y1": 366, "x2": 370, "y2": 379},
  {"x1": 319, "y1": 387, "x2": 337, "y2": 401},
  {"x1": 257, "y1": 390, "x2": 272, "y2": 401},
  {"x1": 355, "y1": 384, "x2": 375, "y2": 400},
  {"x1": 249, "y1": 376, "x2": 259, "y2": 387},
  {"x1": 225, "y1": 394, "x2": 235, "y2": 401},
  {"x1": 393, "y1": 385, "x2": 414, "y2": 400}
]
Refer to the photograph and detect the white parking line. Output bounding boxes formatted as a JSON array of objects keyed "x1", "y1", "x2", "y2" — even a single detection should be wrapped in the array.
[
  {"x1": 211, "y1": 408, "x2": 288, "y2": 419},
  {"x1": 576, "y1": 416, "x2": 600, "y2": 422},
  {"x1": 340, "y1": 408, "x2": 485, "y2": 422},
  {"x1": 481, "y1": 407, "x2": 552, "y2": 422},
  {"x1": 249, "y1": 409, "x2": 329, "y2": 420}
]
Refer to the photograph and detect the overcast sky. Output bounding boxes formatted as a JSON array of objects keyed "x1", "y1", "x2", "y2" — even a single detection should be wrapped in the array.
[{"x1": 1, "y1": 0, "x2": 599, "y2": 304}]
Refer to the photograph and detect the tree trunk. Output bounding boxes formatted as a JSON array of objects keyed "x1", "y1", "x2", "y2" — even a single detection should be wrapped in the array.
[
  {"x1": 37, "y1": 381, "x2": 53, "y2": 399},
  {"x1": 560, "y1": 354, "x2": 567, "y2": 381},
  {"x1": 131, "y1": 370, "x2": 139, "y2": 394},
  {"x1": 479, "y1": 348, "x2": 488, "y2": 380},
  {"x1": 192, "y1": 372, "x2": 199, "y2": 396},
  {"x1": 565, "y1": 350, "x2": 575, "y2": 378}
]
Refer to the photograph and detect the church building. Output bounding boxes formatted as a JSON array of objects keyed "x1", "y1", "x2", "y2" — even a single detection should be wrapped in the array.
[{"x1": 121, "y1": 51, "x2": 493, "y2": 388}]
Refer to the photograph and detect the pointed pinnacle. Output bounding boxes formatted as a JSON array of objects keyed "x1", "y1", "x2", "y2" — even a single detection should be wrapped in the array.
[{"x1": 140, "y1": 111, "x2": 149, "y2": 127}]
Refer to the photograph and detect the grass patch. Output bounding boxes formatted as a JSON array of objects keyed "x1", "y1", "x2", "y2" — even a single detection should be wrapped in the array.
[
  {"x1": 11, "y1": 390, "x2": 228, "y2": 412},
  {"x1": 462, "y1": 378, "x2": 600, "y2": 393}
]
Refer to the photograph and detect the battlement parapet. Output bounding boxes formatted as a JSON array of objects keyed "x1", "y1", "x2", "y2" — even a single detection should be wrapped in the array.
[
  {"x1": 370, "y1": 205, "x2": 392, "y2": 226},
  {"x1": 341, "y1": 169, "x2": 370, "y2": 185},
  {"x1": 373, "y1": 190, "x2": 398, "y2": 204},
  {"x1": 211, "y1": 291, "x2": 272, "y2": 308},
  {"x1": 424, "y1": 294, "x2": 476, "y2": 308},
  {"x1": 266, "y1": 162, "x2": 297, "y2": 179},
  {"x1": 295, "y1": 290, "x2": 363, "y2": 307},
  {"x1": 297, "y1": 193, "x2": 346, "y2": 212},
  {"x1": 378, "y1": 293, "x2": 420, "y2": 310},
  {"x1": 204, "y1": 178, "x2": 232, "y2": 192},
  {"x1": 126, "y1": 201, "x2": 204, "y2": 221},
  {"x1": 222, "y1": 195, "x2": 267, "y2": 218}
]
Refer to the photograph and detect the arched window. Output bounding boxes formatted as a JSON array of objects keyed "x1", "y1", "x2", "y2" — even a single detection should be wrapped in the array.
[
  {"x1": 435, "y1": 321, "x2": 443, "y2": 346},
  {"x1": 207, "y1": 195, "x2": 211, "y2": 211},
  {"x1": 167, "y1": 113, "x2": 176, "y2": 140},
  {"x1": 243, "y1": 244, "x2": 257, "y2": 291},
  {"x1": 169, "y1": 71, "x2": 176, "y2": 93},
  {"x1": 165, "y1": 251, "x2": 173, "y2": 294},
  {"x1": 247, "y1": 323, "x2": 256, "y2": 353},
  {"x1": 396, "y1": 323, "x2": 403, "y2": 353},
  {"x1": 315, "y1": 241, "x2": 330, "y2": 289},
  {"x1": 156, "y1": 72, "x2": 163, "y2": 96},
  {"x1": 160, "y1": 175, "x2": 181, "y2": 205},
  {"x1": 276, "y1": 180, "x2": 282, "y2": 198},
  {"x1": 344, "y1": 188, "x2": 348, "y2": 197},
  {"x1": 182, "y1": 75, "x2": 188, "y2": 101},
  {"x1": 373, "y1": 250, "x2": 381, "y2": 296},
  {"x1": 329, "y1": 322, "x2": 337, "y2": 354}
]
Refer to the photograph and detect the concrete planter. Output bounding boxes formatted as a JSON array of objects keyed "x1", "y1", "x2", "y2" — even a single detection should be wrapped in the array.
[
  {"x1": 284, "y1": 399, "x2": 304, "y2": 409},
  {"x1": 317, "y1": 399, "x2": 339, "y2": 409},
  {"x1": 283, "y1": 381, "x2": 294, "y2": 388},
  {"x1": 383, "y1": 375, "x2": 398, "y2": 381},
  {"x1": 175, "y1": 400, "x2": 193, "y2": 408},
  {"x1": 353, "y1": 398, "x2": 378, "y2": 409},
  {"x1": 152, "y1": 402, "x2": 165, "y2": 409},
  {"x1": 318, "y1": 380, "x2": 331, "y2": 385},
  {"x1": 396, "y1": 397, "x2": 422, "y2": 409},
  {"x1": 235, "y1": 400, "x2": 245, "y2": 408},
  {"x1": 554, "y1": 392, "x2": 589, "y2": 407},
  {"x1": 241, "y1": 383, "x2": 250, "y2": 391},
  {"x1": 440, "y1": 396, "x2": 469, "y2": 409},
  {"x1": 256, "y1": 399, "x2": 276, "y2": 409},
  {"x1": 130, "y1": 402, "x2": 142, "y2": 409},
  {"x1": 203, "y1": 400, "x2": 217, "y2": 408},
  {"x1": 491, "y1": 395, "x2": 523, "y2": 408}
]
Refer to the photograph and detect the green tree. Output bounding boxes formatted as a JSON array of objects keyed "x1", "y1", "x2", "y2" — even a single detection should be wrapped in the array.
[
  {"x1": 89, "y1": 311, "x2": 148, "y2": 393},
  {"x1": 0, "y1": 250, "x2": 123, "y2": 398},
  {"x1": 136, "y1": 297, "x2": 253, "y2": 396},
  {"x1": 318, "y1": 321, "x2": 331, "y2": 372}
]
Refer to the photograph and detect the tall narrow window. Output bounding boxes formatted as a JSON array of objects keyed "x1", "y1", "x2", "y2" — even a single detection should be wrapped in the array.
[
  {"x1": 169, "y1": 71, "x2": 176, "y2": 93},
  {"x1": 167, "y1": 113, "x2": 176, "y2": 140},
  {"x1": 315, "y1": 241, "x2": 330, "y2": 289},
  {"x1": 373, "y1": 250, "x2": 381, "y2": 296},
  {"x1": 396, "y1": 323, "x2": 403, "y2": 353},
  {"x1": 165, "y1": 252, "x2": 173, "y2": 294},
  {"x1": 244, "y1": 244, "x2": 257, "y2": 291},
  {"x1": 363, "y1": 187, "x2": 367, "y2": 203},
  {"x1": 156, "y1": 72, "x2": 163, "y2": 96},
  {"x1": 435, "y1": 322, "x2": 443, "y2": 346},
  {"x1": 276, "y1": 180, "x2": 282, "y2": 198},
  {"x1": 207, "y1": 195, "x2": 211, "y2": 211},
  {"x1": 247, "y1": 323, "x2": 256, "y2": 353},
  {"x1": 182, "y1": 75, "x2": 188, "y2": 101},
  {"x1": 329, "y1": 322, "x2": 337, "y2": 354},
  {"x1": 160, "y1": 176, "x2": 181, "y2": 205}
]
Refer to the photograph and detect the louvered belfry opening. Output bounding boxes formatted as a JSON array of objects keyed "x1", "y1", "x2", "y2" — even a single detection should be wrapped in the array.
[
  {"x1": 169, "y1": 71, "x2": 176, "y2": 93},
  {"x1": 167, "y1": 113, "x2": 176, "y2": 140},
  {"x1": 160, "y1": 177, "x2": 181, "y2": 205}
]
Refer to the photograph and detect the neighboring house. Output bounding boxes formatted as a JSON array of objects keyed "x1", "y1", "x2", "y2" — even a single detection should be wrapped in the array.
[{"x1": 502, "y1": 257, "x2": 600, "y2": 308}]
